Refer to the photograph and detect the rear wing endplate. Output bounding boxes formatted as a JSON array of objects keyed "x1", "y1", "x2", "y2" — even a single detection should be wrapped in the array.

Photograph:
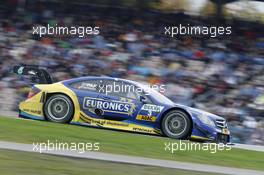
[{"x1": 13, "y1": 65, "x2": 53, "y2": 84}]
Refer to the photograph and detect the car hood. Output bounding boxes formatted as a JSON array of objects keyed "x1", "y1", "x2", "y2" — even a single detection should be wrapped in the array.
[{"x1": 174, "y1": 103, "x2": 225, "y2": 121}]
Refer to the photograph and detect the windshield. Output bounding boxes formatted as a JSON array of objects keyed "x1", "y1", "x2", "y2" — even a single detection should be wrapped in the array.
[{"x1": 136, "y1": 82, "x2": 174, "y2": 105}]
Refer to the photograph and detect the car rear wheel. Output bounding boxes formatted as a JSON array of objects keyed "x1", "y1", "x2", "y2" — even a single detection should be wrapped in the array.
[
  {"x1": 161, "y1": 110, "x2": 191, "y2": 139},
  {"x1": 44, "y1": 94, "x2": 74, "y2": 123}
]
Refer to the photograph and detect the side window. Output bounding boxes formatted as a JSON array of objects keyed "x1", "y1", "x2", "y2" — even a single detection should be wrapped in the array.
[
  {"x1": 70, "y1": 79, "x2": 102, "y2": 93},
  {"x1": 103, "y1": 80, "x2": 141, "y2": 100}
]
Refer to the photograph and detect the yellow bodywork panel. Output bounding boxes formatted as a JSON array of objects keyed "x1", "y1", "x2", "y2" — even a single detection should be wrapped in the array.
[
  {"x1": 19, "y1": 102, "x2": 43, "y2": 117},
  {"x1": 19, "y1": 89, "x2": 43, "y2": 117},
  {"x1": 79, "y1": 111, "x2": 158, "y2": 134},
  {"x1": 20, "y1": 82, "x2": 81, "y2": 121},
  {"x1": 190, "y1": 135, "x2": 213, "y2": 141},
  {"x1": 36, "y1": 82, "x2": 81, "y2": 122}
]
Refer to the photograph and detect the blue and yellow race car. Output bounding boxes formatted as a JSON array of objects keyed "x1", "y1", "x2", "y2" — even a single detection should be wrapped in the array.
[{"x1": 14, "y1": 65, "x2": 230, "y2": 143}]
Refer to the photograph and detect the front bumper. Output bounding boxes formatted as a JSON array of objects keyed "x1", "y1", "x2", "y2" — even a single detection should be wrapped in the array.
[
  {"x1": 191, "y1": 122, "x2": 231, "y2": 143},
  {"x1": 216, "y1": 133, "x2": 230, "y2": 143}
]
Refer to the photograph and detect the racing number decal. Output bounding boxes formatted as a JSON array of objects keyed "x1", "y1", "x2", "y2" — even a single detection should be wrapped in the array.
[{"x1": 136, "y1": 104, "x2": 164, "y2": 122}]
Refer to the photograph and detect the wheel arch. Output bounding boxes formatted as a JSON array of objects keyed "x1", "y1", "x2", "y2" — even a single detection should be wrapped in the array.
[{"x1": 159, "y1": 107, "x2": 193, "y2": 138}]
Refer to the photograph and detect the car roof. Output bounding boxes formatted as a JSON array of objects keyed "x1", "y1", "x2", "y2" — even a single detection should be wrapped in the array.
[{"x1": 62, "y1": 76, "x2": 139, "y2": 85}]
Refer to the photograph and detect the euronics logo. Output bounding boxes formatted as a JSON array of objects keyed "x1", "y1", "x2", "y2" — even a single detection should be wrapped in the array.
[{"x1": 83, "y1": 97, "x2": 132, "y2": 114}]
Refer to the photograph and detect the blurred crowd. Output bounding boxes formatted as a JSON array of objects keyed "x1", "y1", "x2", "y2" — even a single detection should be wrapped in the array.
[{"x1": 0, "y1": 2, "x2": 263, "y2": 144}]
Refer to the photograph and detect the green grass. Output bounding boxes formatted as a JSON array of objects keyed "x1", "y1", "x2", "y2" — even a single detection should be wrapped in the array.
[
  {"x1": 0, "y1": 149, "x2": 221, "y2": 175},
  {"x1": 0, "y1": 117, "x2": 263, "y2": 171}
]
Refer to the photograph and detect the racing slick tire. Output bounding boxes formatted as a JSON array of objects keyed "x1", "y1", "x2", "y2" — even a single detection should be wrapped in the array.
[
  {"x1": 161, "y1": 110, "x2": 192, "y2": 139},
  {"x1": 44, "y1": 94, "x2": 74, "y2": 123}
]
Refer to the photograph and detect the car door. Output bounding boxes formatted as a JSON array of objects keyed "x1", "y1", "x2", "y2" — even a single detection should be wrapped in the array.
[
  {"x1": 68, "y1": 78, "x2": 104, "y2": 119},
  {"x1": 97, "y1": 79, "x2": 143, "y2": 121}
]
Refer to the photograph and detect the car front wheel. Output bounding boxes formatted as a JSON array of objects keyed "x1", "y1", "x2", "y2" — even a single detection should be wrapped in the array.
[
  {"x1": 44, "y1": 94, "x2": 74, "y2": 123},
  {"x1": 161, "y1": 110, "x2": 191, "y2": 139}
]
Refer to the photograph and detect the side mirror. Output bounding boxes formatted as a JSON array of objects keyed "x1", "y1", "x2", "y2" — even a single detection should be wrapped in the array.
[{"x1": 140, "y1": 96, "x2": 147, "y2": 103}]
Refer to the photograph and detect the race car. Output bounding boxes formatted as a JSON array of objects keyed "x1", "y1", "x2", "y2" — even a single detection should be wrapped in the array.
[{"x1": 14, "y1": 65, "x2": 230, "y2": 143}]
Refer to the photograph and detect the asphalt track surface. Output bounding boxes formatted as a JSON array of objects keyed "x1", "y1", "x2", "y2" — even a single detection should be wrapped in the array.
[
  {"x1": 0, "y1": 141, "x2": 263, "y2": 175},
  {"x1": 233, "y1": 143, "x2": 264, "y2": 152}
]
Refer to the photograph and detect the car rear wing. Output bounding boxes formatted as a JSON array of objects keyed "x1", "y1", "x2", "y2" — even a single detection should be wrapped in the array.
[{"x1": 13, "y1": 65, "x2": 53, "y2": 84}]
